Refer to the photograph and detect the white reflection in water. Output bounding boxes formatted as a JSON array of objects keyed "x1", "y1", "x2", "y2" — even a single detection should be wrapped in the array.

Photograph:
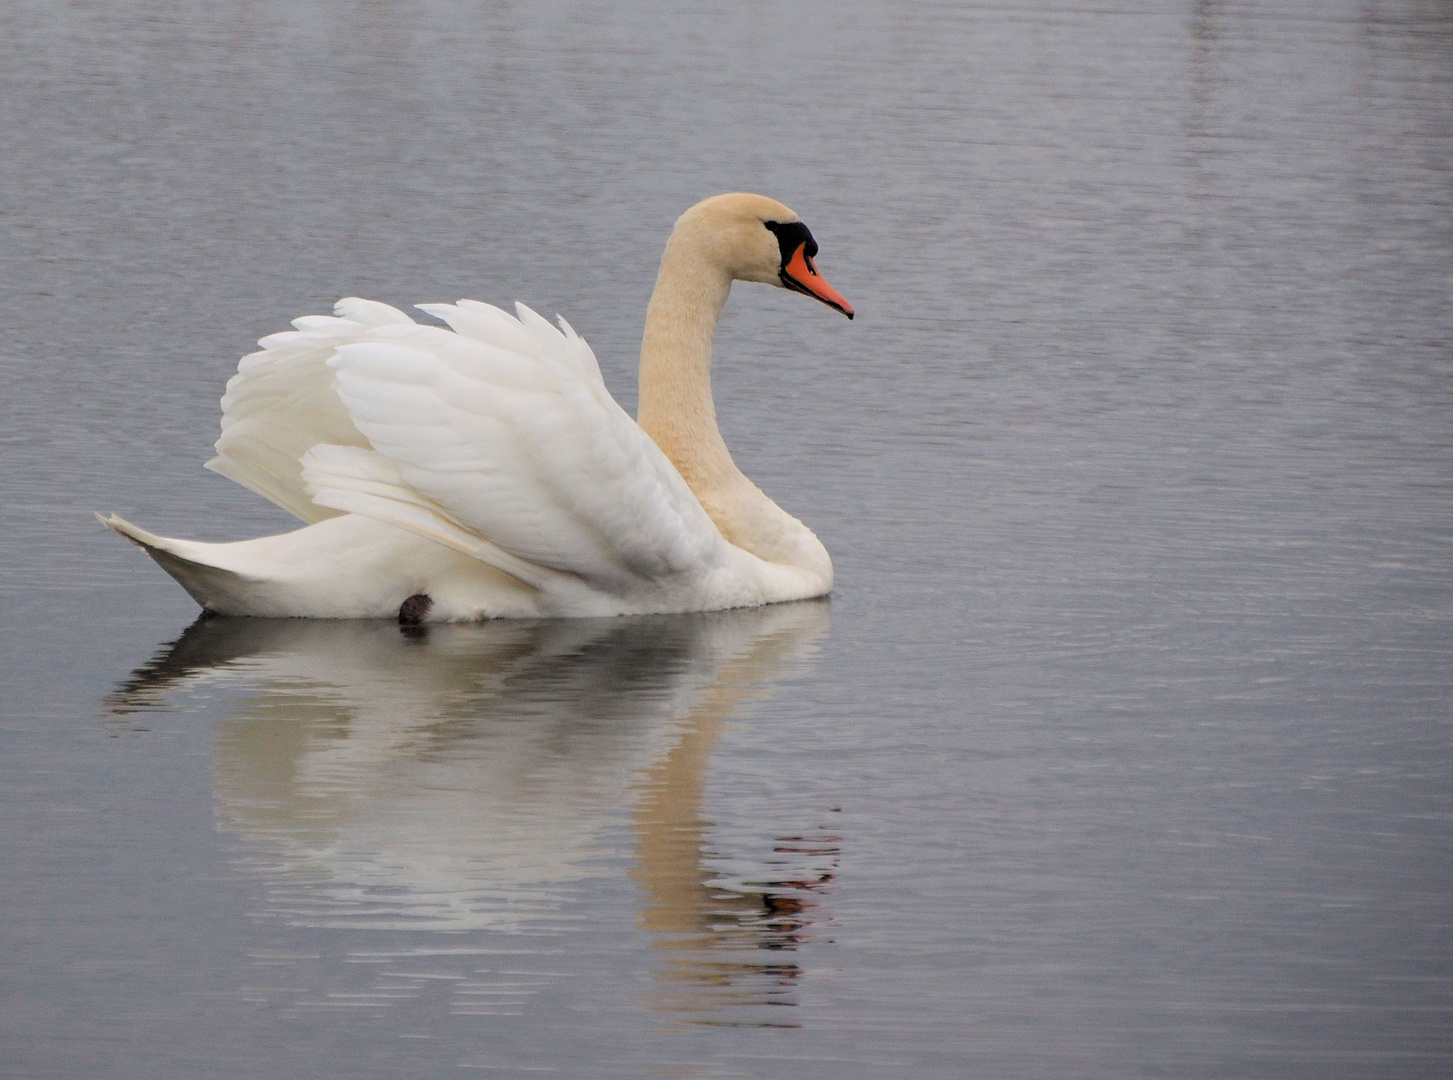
[{"x1": 110, "y1": 602, "x2": 835, "y2": 1022}]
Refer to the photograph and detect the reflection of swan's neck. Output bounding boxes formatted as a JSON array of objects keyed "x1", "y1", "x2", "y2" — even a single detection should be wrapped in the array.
[{"x1": 637, "y1": 235, "x2": 737, "y2": 498}]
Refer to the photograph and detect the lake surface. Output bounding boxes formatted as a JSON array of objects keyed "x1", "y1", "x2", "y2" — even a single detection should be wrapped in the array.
[{"x1": 2, "y1": 1, "x2": 1451, "y2": 1076}]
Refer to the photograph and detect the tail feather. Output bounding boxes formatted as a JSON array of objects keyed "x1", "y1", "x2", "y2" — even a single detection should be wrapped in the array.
[
  {"x1": 95, "y1": 511, "x2": 542, "y2": 620},
  {"x1": 97, "y1": 513, "x2": 262, "y2": 613}
]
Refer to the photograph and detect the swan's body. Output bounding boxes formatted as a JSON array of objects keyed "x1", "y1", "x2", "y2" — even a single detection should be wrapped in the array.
[{"x1": 101, "y1": 194, "x2": 853, "y2": 621}]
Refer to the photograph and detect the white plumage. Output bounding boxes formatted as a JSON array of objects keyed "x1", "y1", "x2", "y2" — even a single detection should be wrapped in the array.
[{"x1": 100, "y1": 193, "x2": 852, "y2": 621}]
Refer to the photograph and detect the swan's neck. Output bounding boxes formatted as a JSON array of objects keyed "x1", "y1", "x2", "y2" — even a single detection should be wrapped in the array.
[
  {"x1": 636, "y1": 235, "x2": 832, "y2": 586},
  {"x1": 637, "y1": 240, "x2": 736, "y2": 494}
]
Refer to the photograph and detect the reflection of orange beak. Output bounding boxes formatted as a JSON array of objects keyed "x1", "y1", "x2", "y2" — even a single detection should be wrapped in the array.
[{"x1": 781, "y1": 245, "x2": 854, "y2": 319}]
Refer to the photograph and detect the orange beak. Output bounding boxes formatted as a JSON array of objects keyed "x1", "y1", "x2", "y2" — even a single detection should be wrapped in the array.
[{"x1": 781, "y1": 244, "x2": 854, "y2": 319}]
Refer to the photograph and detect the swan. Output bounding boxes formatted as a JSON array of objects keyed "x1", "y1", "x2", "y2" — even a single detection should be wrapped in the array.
[{"x1": 99, "y1": 193, "x2": 853, "y2": 622}]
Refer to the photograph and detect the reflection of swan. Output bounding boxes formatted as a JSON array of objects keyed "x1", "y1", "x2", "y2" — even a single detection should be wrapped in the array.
[
  {"x1": 100, "y1": 193, "x2": 853, "y2": 620},
  {"x1": 110, "y1": 603, "x2": 835, "y2": 1023}
]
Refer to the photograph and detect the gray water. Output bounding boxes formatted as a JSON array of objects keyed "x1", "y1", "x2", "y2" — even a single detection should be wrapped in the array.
[{"x1": 2, "y1": 1, "x2": 1451, "y2": 1077}]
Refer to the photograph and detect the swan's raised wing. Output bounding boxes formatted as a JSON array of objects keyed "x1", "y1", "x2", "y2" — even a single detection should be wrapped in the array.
[
  {"x1": 205, "y1": 299, "x2": 415, "y2": 522},
  {"x1": 301, "y1": 301, "x2": 729, "y2": 595}
]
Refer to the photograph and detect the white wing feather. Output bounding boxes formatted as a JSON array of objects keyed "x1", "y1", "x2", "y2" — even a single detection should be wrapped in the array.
[
  {"x1": 299, "y1": 444, "x2": 553, "y2": 590},
  {"x1": 206, "y1": 298, "x2": 415, "y2": 522},
  {"x1": 304, "y1": 302, "x2": 728, "y2": 593}
]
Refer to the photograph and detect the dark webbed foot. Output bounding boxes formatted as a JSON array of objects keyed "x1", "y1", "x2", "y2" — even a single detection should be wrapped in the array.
[{"x1": 398, "y1": 594, "x2": 433, "y2": 625}]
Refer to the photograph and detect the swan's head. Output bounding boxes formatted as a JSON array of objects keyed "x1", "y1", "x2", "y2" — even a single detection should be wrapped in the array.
[{"x1": 674, "y1": 193, "x2": 854, "y2": 319}]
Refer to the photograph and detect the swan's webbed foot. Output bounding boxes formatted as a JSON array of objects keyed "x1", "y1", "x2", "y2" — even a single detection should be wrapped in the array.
[{"x1": 398, "y1": 593, "x2": 433, "y2": 625}]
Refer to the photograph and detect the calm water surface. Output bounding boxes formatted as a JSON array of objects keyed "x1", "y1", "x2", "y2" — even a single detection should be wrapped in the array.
[{"x1": 2, "y1": 1, "x2": 1451, "y2": 1077}]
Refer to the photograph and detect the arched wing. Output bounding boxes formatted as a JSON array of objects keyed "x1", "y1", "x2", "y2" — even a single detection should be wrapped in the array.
[
  {"x1": 301, "y1": 301, "x2": 729, "y2": 593},
  {"x1": 205, "y1": 298, "x2": 415, "y2": 522}
]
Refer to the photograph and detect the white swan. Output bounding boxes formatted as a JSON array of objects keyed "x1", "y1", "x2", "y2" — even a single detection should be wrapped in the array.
[{"x1": 99, "y1": 193, "x2": 853, "y2": 621}]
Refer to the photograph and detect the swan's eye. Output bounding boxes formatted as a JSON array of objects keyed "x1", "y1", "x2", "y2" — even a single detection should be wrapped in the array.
[{"x1": 763, "y1": 220, "x2": 817, "y2": 270}]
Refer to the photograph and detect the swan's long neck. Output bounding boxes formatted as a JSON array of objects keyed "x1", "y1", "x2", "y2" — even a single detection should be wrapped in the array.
[
  {"x1": 636, "y1": 229, "x2": 832, "y2": 586},
  {"x1": 636, "y1": 236, "x2": 736, "y2": 495}
]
